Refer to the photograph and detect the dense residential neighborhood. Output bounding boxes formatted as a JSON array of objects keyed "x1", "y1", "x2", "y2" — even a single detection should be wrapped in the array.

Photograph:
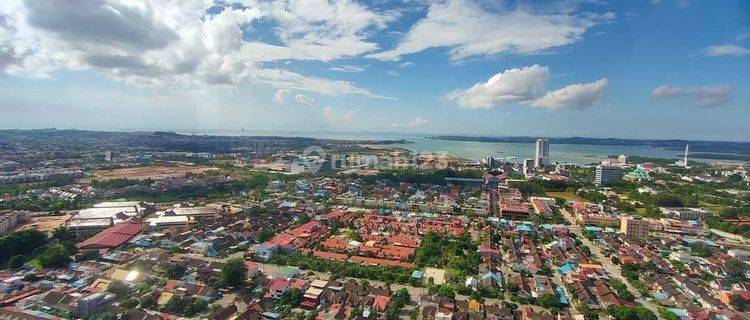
[{"x1": 0, "y1": 130, "x2": 749, "y2": 320}]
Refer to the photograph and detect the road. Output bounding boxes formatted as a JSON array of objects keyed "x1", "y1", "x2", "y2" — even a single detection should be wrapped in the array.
[
  {"x1": 559, "y1": 208, "x2": 660, "y2": 316},
  {"x1": 709, "y1": 228, "x2": 749, "y2": 244}
]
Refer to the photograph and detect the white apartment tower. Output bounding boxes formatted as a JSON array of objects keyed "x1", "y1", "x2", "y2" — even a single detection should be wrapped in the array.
[
  {"x1": 684, "y1": 144, "x2": 689, "y2": 169},
  {"x1": 534, "y1": 138, "x2": 550, "y2": 168}
]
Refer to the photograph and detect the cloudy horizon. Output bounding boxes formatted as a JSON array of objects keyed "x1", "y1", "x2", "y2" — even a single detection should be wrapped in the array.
[{"x1": 1, "y1": 0, "x2": 749, "y2": 141}]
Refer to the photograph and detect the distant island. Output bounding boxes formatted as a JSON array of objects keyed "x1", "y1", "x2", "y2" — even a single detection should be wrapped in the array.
[{"x1": 429, "y1": 135, "x2": 750, "y2": 156}]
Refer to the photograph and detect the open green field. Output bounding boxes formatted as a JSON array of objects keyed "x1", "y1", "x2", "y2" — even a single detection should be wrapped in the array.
[{"x1": 546, "y1": 191, "x2": 585, "y2": 202}]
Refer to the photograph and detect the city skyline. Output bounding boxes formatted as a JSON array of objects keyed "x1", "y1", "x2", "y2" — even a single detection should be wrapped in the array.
[{"x1": 1, "y1": 0, "x2": 749, "y2": 141}]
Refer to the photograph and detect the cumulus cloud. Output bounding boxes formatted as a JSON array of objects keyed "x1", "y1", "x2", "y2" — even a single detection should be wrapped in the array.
[
  {"x1": 651, "y1": 84, "x2": 732, "y2": 108},
  {"x1": 446, "y1": 65, "x2": 550, "y2": 108},
  {"x1": 702, "y1": 44, "x2": 750, "y2": 57},
  {"x1": 447, "y1": 65, "x2": 607, "y2": 110},
  {"x1": 322, "y1": 105, "x2": 356, "y2": 125},
  {"x1": 368, "y1": 0, "x2": 610, "y2": 61},
  {"x1": 408, "y1": 116, "x2": 428, "y2": 127},
  {"x1": 531, "y1": 79, "x2": 609, "y2": 110},
  {"x1": 0, "y1": 0, "x2": 394, "y2": 97},
  {"x1": 272, "y1": 89, "x2": 315, "y2": 107}
]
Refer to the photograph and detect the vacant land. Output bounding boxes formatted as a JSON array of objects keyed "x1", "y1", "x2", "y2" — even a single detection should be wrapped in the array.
[
  {"x1": 18, "y1": 213, "x2": 70, "y2": 234},
  {"x1": 81, "y1": 164, "x2": 217, "y2": 182},
  {"x1": 546, "y1": 191, "x2": 585, "y2": 202}
]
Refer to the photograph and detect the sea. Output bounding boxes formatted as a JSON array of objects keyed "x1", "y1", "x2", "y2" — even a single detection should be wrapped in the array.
[{"x1": 175, "y1": 129, "x2": 741, "y2": 165}]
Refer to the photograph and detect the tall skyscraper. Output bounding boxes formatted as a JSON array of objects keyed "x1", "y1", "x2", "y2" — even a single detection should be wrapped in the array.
[
  {"x1": 595, "y1": 165, "x2": 621, "y2": 186},
  {"x1": 534, "y1": 138, "x2": 550, "y2": 168}
]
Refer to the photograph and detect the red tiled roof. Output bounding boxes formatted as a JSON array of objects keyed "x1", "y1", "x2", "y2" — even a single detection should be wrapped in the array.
[
  {"x1": 313, "y1": 251, "x2": 348, "y2": 261},
  {"x1": 245, "y1": 261, "x2": 257, "y2": 270},
  {"x1": 269, "y1": 279, "x2": 289, "y2": 292},
  {"x1": 77, "y1": 220, "x2": 145, "y2": 249},
  {"x1": 373, "y1": 295, "x2": 390, "y2": 311}
]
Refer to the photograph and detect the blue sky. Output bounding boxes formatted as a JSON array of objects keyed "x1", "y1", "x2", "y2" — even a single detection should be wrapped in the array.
[{"x1": 0, "y1": 0, "x2": 748, "y2": 141}]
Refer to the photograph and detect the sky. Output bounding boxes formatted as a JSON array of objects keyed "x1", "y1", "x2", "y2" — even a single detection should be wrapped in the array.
[{"x1": 0, "y1": 0, "x2": 749, "y2": 141}]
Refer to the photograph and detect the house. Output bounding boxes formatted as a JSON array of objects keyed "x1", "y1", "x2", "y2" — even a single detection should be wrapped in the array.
[
  {"x1": 465, "y1": 276, "x2": 478, "y2": 289},
  {"x1": 268, "y1": 279, "x2": 289, "y2": 299},
  {"x1": 255, "y1": 244, "x2": 277, "y2": 261},
  {"x1": 484, "y1": 305, "x2": 514, "y2": 320},
  {"x1": 0, "y1": 276, "x2": 23, "y2": 294},
  {"x1": 74, "y1": 292, "x2": 116, "y2": 317},
  {"x1": 435, "y1": 307, "x2": 453, "y2": 320},
  {"x1": 373, "y1": 295, "x2": 390, "y2": 312},
  {"x1": 720, "y1": 291, "x2": 750, "y2": 309},
  {"x1": 481, "y1": 272, "x2": 503, "y2": 288},
  {"x1": 210, "y1": 305, "x2": 238, "y2": 320},
  {"x1": 245, "y1": 261, "x2": 259, "y2": 278}
]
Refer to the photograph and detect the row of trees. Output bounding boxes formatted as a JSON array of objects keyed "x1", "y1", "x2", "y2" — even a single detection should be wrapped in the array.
[
  {"x1": 2, "y1": 227, "x2": 77, "y2": 269},
  {"x1": 268, "y1": 253, "x2": 415, "y2": 284},
  {"x1": 0, "y1": 229, "x2": 48, "y2": 264}
]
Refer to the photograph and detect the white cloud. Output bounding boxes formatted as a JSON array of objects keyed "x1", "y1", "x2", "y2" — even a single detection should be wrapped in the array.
[
  {"x1": 702, "y1": 44, "x2": 750, "y2": 57},
  {"x1": 273, "y1": 89, "x2": 290, "y2": 104},
  {"x1": 398, "y1": 61, "x2": 414, "y2": 68},
  {"x1": 273, "y1": 89, "x2": 315, "y2": 107},
  {"x1": 322, "y1": 105, "x2": 356, "y2": 125},
  {"x1": 328, "y1": 65, "x2": 366, "y2": 72},
  {"x1": 408, "y1": 116, "x2": 428, "y2": 127},
  {"x1": 0, "y1": 0, "x2": 394, "y2": 98},
  {"x1": 651, "y1": 84, "x2": 732, "y2": 108},
  {"x1": 530, "y1": 79, "x2": 608, "y2": 110},
  {"x1": 448, "y1": 65, "x2": 607, "y2": 110},
  {"x1": 446, "y1": 65, "x2": 550, "y2": 108},
  {"x1": 368, "y1": 0, "x2": 609, "y2": 61}
]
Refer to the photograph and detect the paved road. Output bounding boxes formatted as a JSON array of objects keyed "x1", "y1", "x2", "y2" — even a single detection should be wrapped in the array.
[
  {"x1": 559, "y1": 209, "x2": 661, "y2": 316},
  {"x1": 709, "y1": 228, "x2": 749, "y2": 244}
]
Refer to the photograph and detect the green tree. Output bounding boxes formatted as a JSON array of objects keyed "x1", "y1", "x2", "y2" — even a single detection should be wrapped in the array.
[
  {"x1": 51, "y1": 226, "x2": 73, "y2": 242},
  {"x1": 729, "y1": 294, "x2": 747, "y2": 311},
  {"x1": 506, "y1": 282, "x2": 519, "y2": 293},
  {"x1": 140, "y1": 294, "x2": 157, "y2": 309},
  {"x1": 107, "y1": 281, "x2": 131, "y2": 298},
  {"x1": 0, "y1": 230, "x2": 48, "y2": 263},
  {"x1": 220, "y1": 258, "x2": 247, "y2": 287},
  {"x1": 436, "y1": 285, "x2": 455, "y2": 299},
  {"x1": 256, "y1": 229, "x2": 274, "y2": 243},
  {"x1": 38, "y1": 244, "x2": 71, "y2": 268},
  {"x1": 297, "y1": 214, "x2": 311, "y2": 224},
  {"x1": 8, "y1": 255, "x2": 25, "y2": 269},
  {"x1": 725, "y1": 259, "x2": 748, "y2": 284},
  {"x1": 384, "y1": 306, "x2": 400, "y2": 320},
  {"x1": 278, "y1": 288, "x2": 303, "y2": 306},
  {"x1": 608, "y1": 306, "x2": 657, "y2": 320},
  {"x1": 410, "y1": 308, "x2": 419, "y2": 320},
  {"x1": 391, "y1": 288, "x2": 411, "y2": 308},
  {"x1": 578, "y1": 304, "x2": 599, "y2": 320},
  {"x1": 121, "y1": 298, "x2": 139, "y2": 308},
  {"x1": 184, "y1": 298, "x2": 208, "y2": 316},
  {"x1": 659, "y1": 309, "x2": 680, "y2": 320},
  {"x1": 537, "y1": 293, "x2": 561, "y2": 311},
  {"x1": 164, "y1": 263, "x2": 187, "y2": 280}
]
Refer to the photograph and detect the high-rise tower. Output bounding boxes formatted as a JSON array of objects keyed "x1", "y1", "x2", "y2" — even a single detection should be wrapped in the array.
[{"x1": 534, "y1": 138, "x2": 550, "y2": 168}]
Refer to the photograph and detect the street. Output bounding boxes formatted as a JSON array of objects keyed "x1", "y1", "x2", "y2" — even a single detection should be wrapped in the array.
[{"x1": 559, "y1": 208, "x2": 661, "y2": 316}]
